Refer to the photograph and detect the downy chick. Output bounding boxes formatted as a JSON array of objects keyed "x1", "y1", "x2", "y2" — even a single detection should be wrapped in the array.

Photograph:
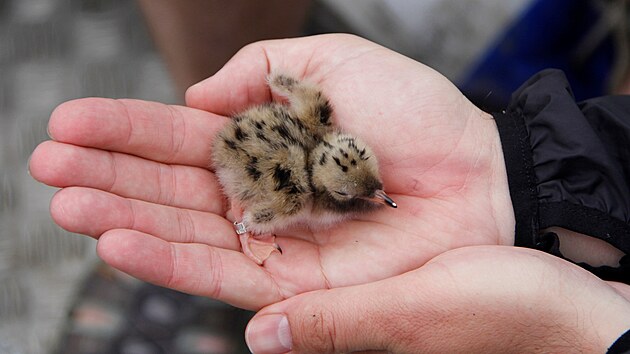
[{"x1": 212, "y1": 72, "x2": 396, "y2": 264}]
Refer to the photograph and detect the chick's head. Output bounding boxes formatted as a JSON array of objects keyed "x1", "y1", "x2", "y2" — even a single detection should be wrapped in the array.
[{"x1": 311, "y1": 133, "x2": 396, "y2": 209}]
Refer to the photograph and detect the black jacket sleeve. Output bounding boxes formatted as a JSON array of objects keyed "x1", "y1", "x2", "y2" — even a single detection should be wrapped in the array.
[
  {"x1": 493, "y1": 69, "x2": 630, "y2": 283},
  {"x1": 609, "y1": 329, "x2": 630, "y2": 354}
]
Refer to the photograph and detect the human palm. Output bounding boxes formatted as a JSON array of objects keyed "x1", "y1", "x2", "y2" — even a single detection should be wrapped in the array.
[{"x1": 30, "y1": 34, "x2": 514, "y2": 310}]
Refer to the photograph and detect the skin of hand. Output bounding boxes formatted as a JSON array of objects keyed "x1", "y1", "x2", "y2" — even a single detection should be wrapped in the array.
[
  {"x1": 244, "y1": 246, "x2": 630, "y2": 354},
  {"x1": 29, "y1": 34, "x2": 516, "y2": 310}
]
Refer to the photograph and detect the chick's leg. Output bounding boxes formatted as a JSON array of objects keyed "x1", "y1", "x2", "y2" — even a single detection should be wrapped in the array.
[{"x1": 231, "y1": 201, "x2": 280, "y2": 265}]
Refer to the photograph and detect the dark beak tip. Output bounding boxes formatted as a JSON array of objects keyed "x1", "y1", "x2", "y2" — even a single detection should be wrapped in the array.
[
  {"x1": 385, "y1": 199, "x2": 397, "y2": 208},
  {"x1": 372, "y1": 189, "x2": 397, "y2": 209}
]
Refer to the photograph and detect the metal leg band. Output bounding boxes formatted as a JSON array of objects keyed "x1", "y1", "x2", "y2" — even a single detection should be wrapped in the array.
[{"x1": 234, "y1": 221, "x2": 247, "y2": 235}]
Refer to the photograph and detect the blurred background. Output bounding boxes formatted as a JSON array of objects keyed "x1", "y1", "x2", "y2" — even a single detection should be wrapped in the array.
[{"x1": 0, "y1": 0, "x2": 627, "y2": 353}]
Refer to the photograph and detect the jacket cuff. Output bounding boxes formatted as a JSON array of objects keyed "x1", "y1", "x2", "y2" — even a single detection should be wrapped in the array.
[
  {"x1": 608, "y1": 329, "x2": 630, "y2": 354},
  {"x1": 493, "y1": 107, "x2": 538, "y2": 249},
  {"x1": 494, "y1": 69, "x2": 630, "y2": 282}
]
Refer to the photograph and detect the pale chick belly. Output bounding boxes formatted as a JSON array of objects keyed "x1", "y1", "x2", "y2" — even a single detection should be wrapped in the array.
[
  {"x1": 242, "y1": 200, "x2": 352, "y2": 235},
  {"x1": 216, "y1": 162, "x2": 352, "y2": 235}
]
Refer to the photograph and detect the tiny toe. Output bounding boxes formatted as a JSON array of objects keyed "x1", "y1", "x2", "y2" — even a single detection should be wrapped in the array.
[
  {"x1": 239, "y1": 233, "x2": 280, "y2": 265},
  {"x1": 249, "y1": 242, "x2": 280, "y2": 265}
]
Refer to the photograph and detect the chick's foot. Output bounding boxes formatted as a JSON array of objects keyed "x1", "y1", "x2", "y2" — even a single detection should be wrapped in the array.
[{"x1": 238, "y1": 232, "x2": 280, "y2": 265}]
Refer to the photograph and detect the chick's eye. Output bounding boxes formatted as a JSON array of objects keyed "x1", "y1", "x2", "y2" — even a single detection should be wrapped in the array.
[{"x1": 334, "y1": 191, "x2": 348, "y2": 196}]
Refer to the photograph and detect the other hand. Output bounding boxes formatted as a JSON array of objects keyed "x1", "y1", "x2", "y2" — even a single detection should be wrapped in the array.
[{"x1": 245, "y1": 246, "x2": 630, "y2": 353}]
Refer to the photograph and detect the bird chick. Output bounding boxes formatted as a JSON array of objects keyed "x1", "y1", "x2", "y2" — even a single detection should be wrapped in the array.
[{"x1": 212, "y1": 72, "x2": 396, "y2": 264}]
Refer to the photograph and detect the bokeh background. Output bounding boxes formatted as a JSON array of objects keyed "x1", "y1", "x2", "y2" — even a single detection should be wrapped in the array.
[
  {"x1": 1, "y1": 0, "x2": 626, "y2": 353},
  {"x1": 1, "y1": 1, "x2": 178, "y2": 353}
]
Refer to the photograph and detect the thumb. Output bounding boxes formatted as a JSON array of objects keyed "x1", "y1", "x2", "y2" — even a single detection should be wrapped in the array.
[
  {"x1": 244, "y1": 282, "x2": 397, "y2": 354},
  {"x1": 244, "y1": 246, "x2": 630, "y2": 354}
]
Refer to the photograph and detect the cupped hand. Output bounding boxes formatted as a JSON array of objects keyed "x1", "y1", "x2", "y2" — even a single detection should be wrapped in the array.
[
  {"x1": 245, "y1": 246, "x2": 630, "y2": 354},
  {"x1": 29, "y1": 34, "x2": 515, "y2": 310}
]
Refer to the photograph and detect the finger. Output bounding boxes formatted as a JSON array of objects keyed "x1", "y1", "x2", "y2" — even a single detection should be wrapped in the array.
[
  {"x1": 48, "y1": 98, "x2": 229, "y2": 167},
  {"x1": 97, "y1": 229, "x2": 284, "y2": 310},
  {"x1": 30, "y1": 140, "x2": 224, "y2": 213},
  {"x1": 51, "y1": 187, "x2": 235, "y2": 250},
  {"x1": 185, "y1": 34, "x2": 369, "y2": 115},
  {"x1": 245, "y1": 277, "x2": 400, "y2": 353}
]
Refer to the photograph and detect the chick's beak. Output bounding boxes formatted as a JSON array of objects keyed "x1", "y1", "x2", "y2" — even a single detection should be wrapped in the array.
[{"x1": 370, "y1": 189, "x2": 397, "y2": 208}]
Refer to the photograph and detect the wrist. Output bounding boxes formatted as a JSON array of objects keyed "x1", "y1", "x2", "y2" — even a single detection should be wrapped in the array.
[
  {"x1": 550, "y1": 227, "x2": 625, "y2": 267},
  {"x1": 512, "y1": 273, "x2": 630, "y2": 352},
  {"x1": 424, "y1": 247, "x2": 630, "y2": 353},
  {"x1": 587, "y1": 295, "x2": 630, "y2": 353}
]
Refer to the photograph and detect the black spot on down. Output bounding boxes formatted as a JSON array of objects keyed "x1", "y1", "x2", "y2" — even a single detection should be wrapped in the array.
[
  {"x1": 246, "y1": 156, "x2": 261, "y2": 181},
  {"x1": 273, "y1": 164, "x2": 293, "y2": 191},
  {"x1": 224, "y1": 138, "x2": 237, "y2": 150},
  {"x1": 235, "y1": 126, "x2": 248, "y2": 141},
  {"x1": 319, "y1": 153, "x2": 327, "y2": 165},
  {"x1": 318, "y1": 101, "x2": 332, "y2": 125},
  {"x1": 332, "y1": 156, "x2": 348, "y2": 172}
]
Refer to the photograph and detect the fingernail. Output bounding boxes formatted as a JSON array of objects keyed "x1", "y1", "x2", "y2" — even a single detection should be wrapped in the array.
[
  {"x1": 26, "y1": 150, "x2": 35, "y2": 177},
  {"x1": 245, "y1": 314, "x2": 292, "y2": 354},
  {"x1": 26, "y1": 156, "x2": 32, "y2": 177},
  {"x1": 46, "y1": 124, "x2": 55, "y2": 140}
]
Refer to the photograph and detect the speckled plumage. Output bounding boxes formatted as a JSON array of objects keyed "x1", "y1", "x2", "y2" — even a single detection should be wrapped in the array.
[{"x1": 212, "y1": 72, "x2": 396, "y2": 264}]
